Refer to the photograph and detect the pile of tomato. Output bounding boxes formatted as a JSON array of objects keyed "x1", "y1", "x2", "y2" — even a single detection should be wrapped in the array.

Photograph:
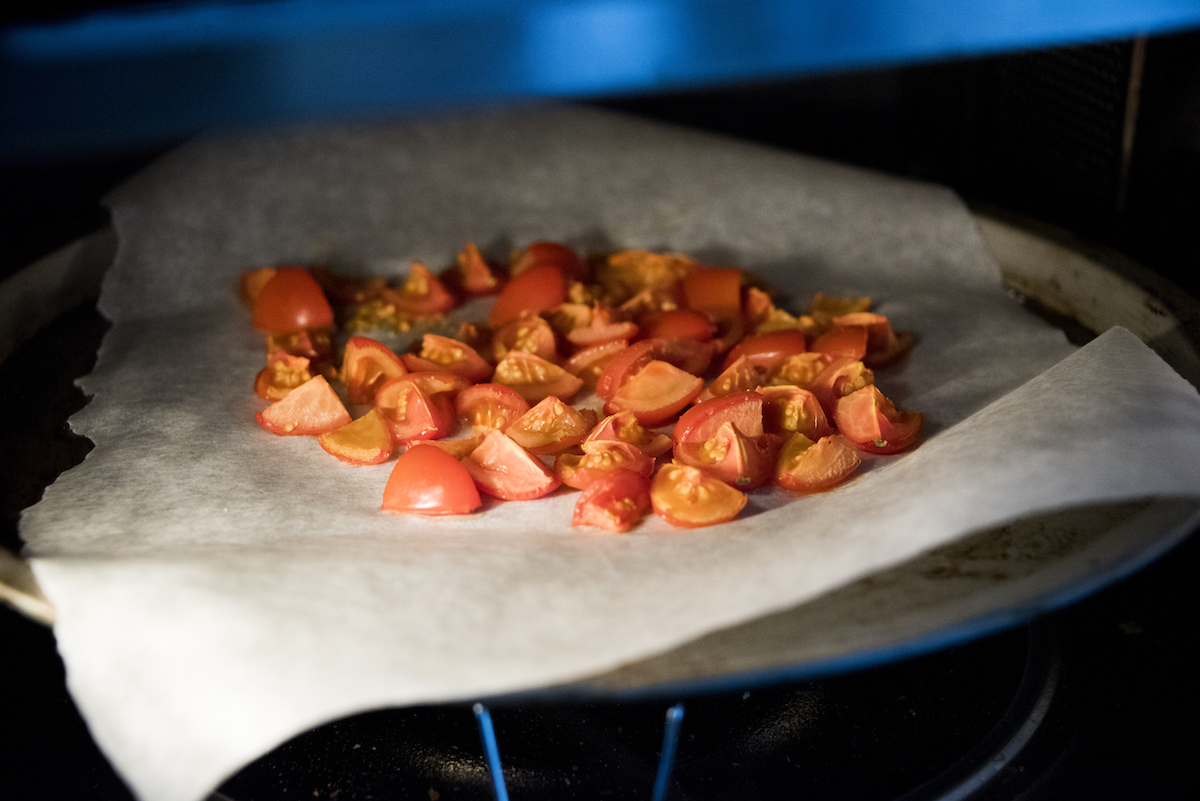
[{"x1": 240, "y1": 241, "x2": 923, "y2": 531}]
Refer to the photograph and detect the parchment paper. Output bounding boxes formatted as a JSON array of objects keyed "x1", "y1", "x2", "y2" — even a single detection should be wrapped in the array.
[{"x1": 21, "y1": 107, "x2": 1200, "y2": 801}]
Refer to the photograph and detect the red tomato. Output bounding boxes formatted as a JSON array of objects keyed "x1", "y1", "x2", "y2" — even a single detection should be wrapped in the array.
[
  {"x1": 673, "y1": 391, "x2": 765, "y2": 445},
  {"x1": 451, "y1": 241, "x2": 502, "y2": 296},
  {"x1": 768, "y1": 352, "x2": 835, "y2": 388},
  {"x1": 586, "y1": 411, "x2": 672, "y2": 457},
  {"x1": 252, "y1": 267, "x2": 334, "y2": 335},
  {"x1": 810, "y1": 325, "x2": 868, "y2": 359},
  {"x1": 564, "y1": 339, "x2": 629, "y2": 390},
  {"x1": 650, "y1": 462, "x2": 747, "y2": 528},
  {"x1": 757, "y1": 385, "x2": 834, "y2": 441},
  {"x1": 652, "y1": 337, "x2": 716, "y2": 376},
  {"x1": 492, "y1": 350, "x2": 584, "y2": 404},
  {"x1": 605, "y1": 360, "x2": 704, "y2": 426},
  {"x1": 572, "y1": 470, "x2": 653, "y2": 533},
  {"x1": 775, "y1": 433, "x2": 861, "y2": 492},
  {"x1": 675, "y1": 421, "x2": 780, "y2": 490},
  {"x1": 454, "y1": 383, "x2": 530, "y2": 431},
  {"x1": 511, "y1": 241, "x2": 588, "y2": 283},
  {"x1": 595, "y1": 339, "x2": 656, "y2": 400},
  {"x1": 489, "y1": 264, "x2": 567, "y2": 326},
  {"x1": 833, "y1": 385, "x2": 925, "y2": 454},
  {"x1": 555, "y1": 441, "x2": 656, "y2": 489},
  {"x1": 341, "y1": 337, "x2": 407, "y2": 405},
  {"x1": 373, "y1": 376, "x2": 457, "y2": 443},
  {"x1": 506, "y1": 396, "x2": 595, "y2": 455},
  {"x1": 638, "y1": 309, "x2": 715, "y2": 342},
  {"x1": 318, "y1": 409, "x2": 393, "y2": 465},
  {"x1": 419, "y1": 334, "x2": 493, "y2": 384},
  {"x1": 492, "y1": 313, "x2": 559, "y2": 363},
  {"x1": 463, "y1": 430, "x2": 560, "y2": 500},
  {"x1": 380, "y1": 262, "x2": 457, "y2": 318},
  {"x1": 809, "y1": 357, "x2": 874, "y2": 417},
  {"x1": 381, "y1": 444, "x2": 481, "y2": 515},
  {"x1": 256, "y1": 375, "x2": 351, "y2": 436},
  {"x1": 696, "y1": 355, "x2": 770, "y2": 403},
  {"x1": 722, "y1": 329, "x2": 807, "y2": 371}
]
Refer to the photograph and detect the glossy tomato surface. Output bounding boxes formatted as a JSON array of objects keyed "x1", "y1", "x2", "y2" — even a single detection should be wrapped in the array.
[
  {"x1": 381, "y1": 444, "x2": 481, "y2": 515},
  {"x1": 252, "y1": 267, "x2": 334, "y2": 335},
  {"x1": 572, "y1": 469, "x2": 652, "y2": 532},
  {"x1": 650, "y1": 462, "x2": 747, "y2": 528}
]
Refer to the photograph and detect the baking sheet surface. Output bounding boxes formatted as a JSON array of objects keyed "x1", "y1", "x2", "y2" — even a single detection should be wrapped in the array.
[{"x1": 21, "y1": 107, "x2": 1200, "y2": 801}]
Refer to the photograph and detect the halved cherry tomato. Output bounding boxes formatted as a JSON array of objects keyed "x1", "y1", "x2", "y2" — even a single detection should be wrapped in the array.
[
  {"x1": 380, "y1": 262, "x2": 457, "y2": 318},
  {"x1": 463, "y1": 430, "x2": 560, "y2": 500},
  {"x1": 506, "y1": 396, "x2": 595, "y2": 455},
  {"x1": 595, "y1": 339, "x2": 656, "y2": 400},
  {"x1": 586, "y1": 411, "x2": 672, "y2": 457},
  {"x1": 830, "y1": 312, "x2": 915, "y2": 368},
  {"x1": 454, "y1": 383, "x2": 530, "y2": 431},
  {"x1": 767, "y1": 352, "x2": 835, "y2": 388},
  {"x1": 418, "y1": 334, "x2": 493, "y2": 384},
  {"x1": 373, "y1": 375, "x2": 457, "y2": 443},
  {"x1": 254, "y1": 350, "x2": 312, "y2": 400},
  {"x1": 808, "y1": 292, "x2": 871, "y2": 330},
  {"x1": 810, "y1": 325, "x2": 868, "y2": 359},
  {"x1": 489, "y1": 264, "x2": 567, "y2": 326},
  {"x1": 675, "y1": 421, "x2": 779, "y2": 490},
  {"x1": 638, "y1": 309, "x2": 715, "y2": 342},
  {"x1": 555, "y1": 441, "x2": 656, "y2": 489},
  {"x1": 491, "y1": 313, "x2": 559, "y2": 363},
  {"x1": 252, "y1": 266, "x2": 334, "y2": 335},
  {"x1": 833, "y1": 385, "x2": 925, "y2": 454},
  {"x1": 382, "y1": 444, "x2": 481, "y2": 515},
  {"x1": 757, "y1": 385, "x2": 834, "y2": 441},
  {"x1": 318, "y1": 409, "x2": 393, "y2": 465},
  {"x1": 681, "y1": 266, "x2": 742, "y2": 323},
  {"x1": 652, "y1": 337, "x2": 715, "y2": 376},
  {"x1": 256, "y1": 375, "x2": 351, "y2": 435},
  {"x1": 697, "y1": 355, "x2": 770, "y2": 403},
  {"x1": 424, "y1": 433, "x2": 486, "y2": 460},
  {"x1": 565, "y1": 305, "x2": 639, "y2": 347},
  {"x1": 722, "y1": 329, "x2": 807, "y2": 371},
  {"x1": 572, "y1": 469, "x2": 653, "y2": 533},
  {"x1": 674, "y1": 391, "x2": 765, "y2": 446},
  {"x1": 341, "y1": 337, "x2": 407, "y2": 405},
  {"x1": 451, "y1": 241, "x2": 502, "y2": 296},
  {"x1": 605, "y1": 360, "x2": 704, "y2": 426},
  {"x1": 775, "y1": 433, "x2": 861, "y2": 492},
  {"x1": 565, "y1": 339, "x2": 629, "y2": 390},
  {"x1": 492, "y1": 350, "x2": 584, "y2": 404},
  {"x1": 809, "y1": 357, "x2": 875, "y2": 416},
  {"x1": 650, "y1": 462, "x2": 747, "y2": 528}
]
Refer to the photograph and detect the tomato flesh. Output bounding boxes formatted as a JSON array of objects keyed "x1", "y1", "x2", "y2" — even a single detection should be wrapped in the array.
[
  {"x1": 675, "y1": 422, "x2": 779, "y2": 490},
  {"x1": 722, "y1": 329, "x2": 807, "y2": 371},
  {"x1": 463, "y1": 430, "x2": 560, "y2": 500},
  {"x1": 775, "y1": 433, "x2": 861, "y2": 492},
  {"x1": 638, "y1": 309, "x2": 715, "y2": 342},
  {"x1": 252, "y1": 267, "x2": 334, "y2": 335},
  {"x1": 556, "y1": 441, "x2": 655, "y2": 489},
  {"x1": 380, "y1": 262, "x2": 457, "y2": 317},
  {"x1": 373, "y1": 376, "x2": 456, "y2": 443},
  {"x1": 506, "y1": 396, "x2": 594, "y2": 455},
  {"x1": 382, "y1": 444, "x2": 481, "y2": 515},
  {"x1": 420, "y1": 334, "x2": 493, "y2": 384},
  {"x1": 318, "y1": 409, "x2": 393, "y2": 465},
  {"x1": 256, "y1": 375, "x2": 351, "y2": 436},
  {"x1": 758, "y1": 385, "x2": 834, "y2": 441},
  {"x1": 254, "y1": 350, "x2": 312, "y2": 400},
  {"x1": 492, "y1": 350, "x2": 584, "y2": 404},
  {"x1": 606, "y1": 360, "x2": 704, "y2": 426},
  {"x1": 650, "y1": 462, "x2": 747, "y2": 528},
  {"x1": 834, "y1": 385, "x2": 925, "y2": 454},
  {"x1": 586, "y1": 411, "x2": 672, "y2": 457},
  {"x1": 454, "y1": 383, "x2": 530, "y2": 431},
  {"x1": 341, "y1": 337, "x2": 408, "y2": 405}
]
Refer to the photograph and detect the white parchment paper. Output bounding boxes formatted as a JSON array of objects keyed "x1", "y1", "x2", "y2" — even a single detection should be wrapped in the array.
[{"x1": 21, "y1": 107, "x2": 1200, "y2": 801}]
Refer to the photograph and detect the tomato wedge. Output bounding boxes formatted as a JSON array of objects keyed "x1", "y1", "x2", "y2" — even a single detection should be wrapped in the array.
[
  {"x1": 697, "y1": 355, "x2": 770, "y2": 403},
  {"x1": 810, "y1": 325, "x2": 868, "y2": 359},
  {"x1": 511, "y1": 241, "x2": 588, "y2": 283},
  {"x1": 252, "y1": 266, "x2": 334, "y2": 335},
  {"x1": 463, "y1": 430, "x2": 560, "y2": 500},
  {"x1": 586, "y1": 411, "x2": 672, "y2": 458},
  {"x1": 605, "y1": 360, "x2": 704, "y2": 426},
  {"x1": 452, "y1": 241, "x2": 502, "y2": 296},
  {"x1": 341, "y1": 336, "x2": 408, "y2": 405},
  {"x1": 419, "y1": 334, "x2": 493, "y2": 384},
  {"x1": 506, "y1": 396, "x2": 595, "y2": 455},
  {"x1": 492, "y1": 350, "x2": 584, "y2": 404},
  {"x1": 454, "y1": 383, "x2": 530, "y2": 431},
  {"x1": 681, "y1": 266, "x2": 742, "y2": 324},
  {"x1": 757, "y1": 385, "x2": 834, "y2": 441},
  {"x1": 833, "y1": 385, "x2": 925, "y2": 454},
  {"x1": 318, "y1": 409, "x2": 393, "y2": 465},
  {"x1": 674, "y1": 391, "x2": 765, "y2": 445},
  {"x1": 256, "y1": 375, "x2": 351, "y2": 436},
  {"x1": 675, "y1": 421, "x2": 780, "y2": 490},
  {"x1": 564, "y1": 339, "x2": 629, "y2": 390},
  {"x1": 382, "y1": 444, "x2": 481, "y2": 515},
  {"x1": 638, "y1": 309, "x2": 715, "y2": 342},
  {"x1": 380, "y1": 262, "x2": 457, "y2": 317},
  {"x1": 555, "y1": 440, "x2": 656, "y2": 489},
  {"x1": 489, "y1": 263, "x2": 567, "y2": 326},
  {"x1": 254, "y1": 350, "x2": 312, "y2": 401},
  {"x1": 595, "y1": 339, "x2": 657, "y2": 400},
  {"x1": 651, "y1": 462, "x2": 747, "y2": 528},
  {"x1": 373, "y1": 376, "x2": 457, "y2": 443},
  {"x1": 775, "y1": 433, "x2": 861, "y2": 492},
  {"x1": 572, "y1": 470, "x2": 653, "y2": 533},
  {"x1": 809, "y1": 357, "x2": 875, "y2": 417},
  {"x1": 722, "y1": 329, "x2": 807, "y2": 371}
]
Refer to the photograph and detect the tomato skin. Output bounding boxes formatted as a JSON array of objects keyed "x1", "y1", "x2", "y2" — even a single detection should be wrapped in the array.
[
  {"x1": 382, "y1": 444, "x2": 482, "y2": 515},
  {"x1": 605, "y1": 360, "x2": 704, "y2": 427},
  {"x1": 674, "y1": 391, "x2": 766, "y2": 445},
  {"x1": 681, "y1": 267, "x2": 742, "y2": 323},
  {"x1": 341, "y1": 337, "x2": 407, "y2": 405},
  {"x1": 775, "y1": 433, "x2": 861, "y2": 493},
  {"x1": 555, "y1": 441, "x2": 656, "y2": 489},
  {"x1": 252, "y1": 267, "x2": 334, "y2": 335},
  {"x1": 511, "y1": 241, "x2": 588, "y2": 283},
  {"x1": 808, "y1": 357, "x2": 874, "y2": 417},
  {"x1": 564, "y1": 339, "x2": 629, "y2": 390},
  {"x1": 675, "y1": 422, "x2": 780, "y2": 490},
  {"x1": 492, "y1": 313, "x2": 559, "y2": 363},
  {"x1": 572, "y1": 469, "x2": 653, "y2": 533},
  {"x1": 595, "y1": 339, "x2": 656, "y2": 400},
  {"x1": 256, "y1": 375, "x2": 351, "y2": 436},
  {"x1": 810, "y1": 325, "x2": 868, "y2": 359},
  {"x1": 638, "y1": 309, "x2": 715, "y2": 342},
  {"x1": 758, "y1": 385, "x2": 834, "y2": 441},
  {"x1": 650, "y1": 462, "x2": 747, "y2": 528},
  {"x1": 454, "y1": 383, "x2": 530, "y2": 431},
  {"x1": 489, "y1": 264, "x2": 567, "y2": 326},
  {"x1": 722, "y1": 329, "x2": 807, "y2": 371},
  {"x1": 652, "y1": 337, "x2": 715, "y2": 376},
  {"x1": 452, "y1": 241, "x2": 502, "y2": 296},
  {"x1": 373, "y1": 376, "x2": 457, "y2": 443},
  {"x1": 463, "y1": 430, "x2": 560, "y2": 500},
  {"x1": 419, "y1": 334, "x2": 493, "y2": 384},
  {"x1": 833, "y1": 385, "x2": 925, "y2": 454}
]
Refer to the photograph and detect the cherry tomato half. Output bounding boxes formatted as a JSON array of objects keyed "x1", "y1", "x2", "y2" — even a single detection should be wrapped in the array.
[
  {"x1": 572, "y1": 470, "x2": 653, "y2": 533},
  {"x1": 252, "y1": 267, "x2": 334, "y2": 335},
  {"x1": 650, "y1": 462, "x2": 747, "y2": 528},
  {"x1": 382, "y1": 444, "x2": 481, "y2": 515},
  {"x1": 256, "y1": 375, "x2": 351, "y2": 436}
]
